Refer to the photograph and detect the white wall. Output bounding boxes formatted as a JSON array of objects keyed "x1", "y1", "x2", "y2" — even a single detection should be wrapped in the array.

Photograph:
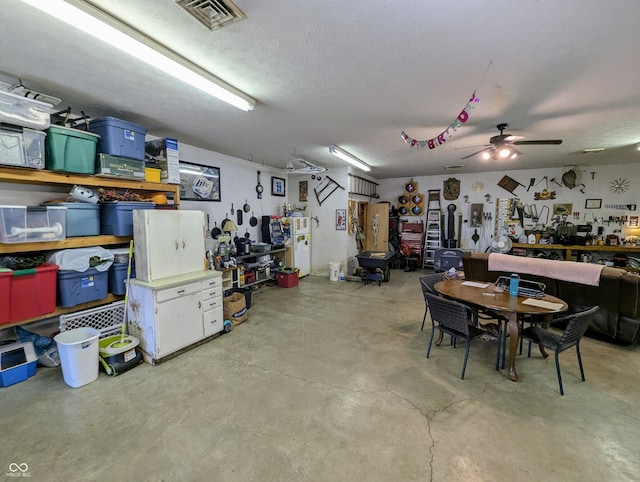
[
  {"x1": 287, "y1": 168, "x2": 351, "y2": 276},
  {"x1": 176, "y1": 143, "x2": 287, "y2": 253}
]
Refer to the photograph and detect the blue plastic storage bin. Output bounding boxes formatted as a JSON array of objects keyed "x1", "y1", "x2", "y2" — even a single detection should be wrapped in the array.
[
  {"x1": 49, "y1": 202, "x2": 100, "y2": 237},
  {"x1": 88, "y1": 116, "x2": 147, "y2": 160},
  {"x1": 100, "y1": 202, "x2": 155, "y2": 236},
  {"x1": 108, "y1": 262, "x2": 136, "y2": 295},
  {"x1": 57, "y1": 267, "x2": 108, "y2": 308}
]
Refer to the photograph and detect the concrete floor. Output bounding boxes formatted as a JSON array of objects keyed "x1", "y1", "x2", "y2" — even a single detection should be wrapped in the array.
[{"x1": 2, "y1": 269, "x2": 639, "y2": 481}]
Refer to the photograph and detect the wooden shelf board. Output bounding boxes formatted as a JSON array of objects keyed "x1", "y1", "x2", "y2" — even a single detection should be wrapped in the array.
[
  {"x1": 0, "y1": 235, "x2": 131, "y2": 254},
  {"x1": 1, "y1": 294, "x2": 123, "y2": 329}
]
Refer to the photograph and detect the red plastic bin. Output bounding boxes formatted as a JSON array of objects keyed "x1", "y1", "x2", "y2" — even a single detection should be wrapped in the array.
[
  {"x1": 1, "y1": 263, "x2": 58, "y2": 324},
  {"x1": 276, "y1": 269, "x2": 299, "y2": 288}
]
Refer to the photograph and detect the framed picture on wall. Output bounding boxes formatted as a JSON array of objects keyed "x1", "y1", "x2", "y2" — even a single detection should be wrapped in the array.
[
  {"x1": 272, "y1": 176, "x2": 286, "y2": 196},
  {"x1": 178, "y1": 161, "x2": 221, "y2": 201},
  {"x1": 585, "y1": 199, "x2": 602, "y2": 209},
  {"x1": 299, "y1": 181, "x2": 308, "y2": 202},
  {"x1": 336, "y1": 209, "x2": 346, "y2": 230}
]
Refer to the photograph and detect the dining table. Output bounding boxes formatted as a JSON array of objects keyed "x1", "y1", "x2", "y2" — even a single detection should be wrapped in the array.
[{"x1": 434, "y1": 278, "x2": 568, "y2": 382}]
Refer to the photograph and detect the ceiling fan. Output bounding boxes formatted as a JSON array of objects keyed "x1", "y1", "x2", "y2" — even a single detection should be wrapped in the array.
[{"x1": 461, "y1": 123, "x2": 562, "y2": 160}]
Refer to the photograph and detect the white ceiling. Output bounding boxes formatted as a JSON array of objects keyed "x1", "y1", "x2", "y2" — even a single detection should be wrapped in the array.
[{"x1": 2, "y1": 0, "x2": 640, "y2": 179}]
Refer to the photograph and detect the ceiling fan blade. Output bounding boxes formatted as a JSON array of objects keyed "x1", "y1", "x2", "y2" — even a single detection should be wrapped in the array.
[
  {"x1": 512, "y1": 139, "x2": 563, "y2": 145},
  {"x1": 453, "y1": 144, "x2": 491, "y2": 150},
  {"x1": 461, "y1": 147, "x2": 492, "y2": 160}
]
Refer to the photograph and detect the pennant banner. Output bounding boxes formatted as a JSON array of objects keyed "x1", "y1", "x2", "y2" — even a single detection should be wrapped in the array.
[{"x1": 401, "y1": 91, "x2": 479, "y2": 150}]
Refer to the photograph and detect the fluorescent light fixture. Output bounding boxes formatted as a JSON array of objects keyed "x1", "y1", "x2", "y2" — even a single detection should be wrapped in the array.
[
  {"x1": 328, "y1": 145, "x2": 371, "y2": 172},
  {"x1": 20, "y1": 0, "x2": 255, "y2": 112}
]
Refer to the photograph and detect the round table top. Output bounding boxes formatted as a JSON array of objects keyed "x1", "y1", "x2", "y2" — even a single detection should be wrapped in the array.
[{"x1": 434, "y1": 279, "x2": 568, "y2": 316}]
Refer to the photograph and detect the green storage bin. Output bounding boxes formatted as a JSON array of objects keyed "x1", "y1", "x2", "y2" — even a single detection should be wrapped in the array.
[{"x1": 45, "y1": 126, "x2": 100, "y2": 174}]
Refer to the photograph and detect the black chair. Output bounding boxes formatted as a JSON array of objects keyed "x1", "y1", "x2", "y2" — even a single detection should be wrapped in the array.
[
  {"x1": 419, "y1": 274, "x2": 444, "y2": 331},
  {"x1": 424, "y1": 292, "x2": 487, "y2": 379},
  {"x1": 520, "y1": 306, "x2": 600, "y2": 395}
]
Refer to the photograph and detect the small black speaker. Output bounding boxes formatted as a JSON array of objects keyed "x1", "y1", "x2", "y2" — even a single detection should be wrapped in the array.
[{"x1": 261, "y1": 216, "x2": 271, "y2": 243}]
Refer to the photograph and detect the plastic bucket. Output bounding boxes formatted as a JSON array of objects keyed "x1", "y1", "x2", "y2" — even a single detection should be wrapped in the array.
[
  {"x1": 329, "y1": 262, "x2": 340, "y2": 281},
  {"x1": 54, "y1": 327, "x2": 100, "y2": 388}
]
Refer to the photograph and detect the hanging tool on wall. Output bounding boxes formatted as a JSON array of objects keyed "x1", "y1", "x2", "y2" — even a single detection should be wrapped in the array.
[{"x1": 314, "y1": 176, "x2": 345, "y2": 206}]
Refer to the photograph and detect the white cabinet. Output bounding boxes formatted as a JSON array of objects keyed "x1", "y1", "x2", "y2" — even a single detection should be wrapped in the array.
[
  {"x1": 127, "y1": 270, "x2": 223, "y2": 364},
  {"x1": 133, "y1": 209, "x2": 205, "y2": 282}
]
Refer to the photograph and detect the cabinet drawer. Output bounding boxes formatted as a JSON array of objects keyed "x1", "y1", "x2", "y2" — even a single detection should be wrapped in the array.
[
  {"x1": 202, "y1": 286, "x2": 223, "y2": 301},
  {"x1": 156, "y1": 281, "x2": 201, "y2": 303},
  {"x1": 203, "y1": 307, "x2": 224, "y2": 337},
  {"x1": 201, "y1": 294, "x2": 222, "y2": 312},
  {"x1": 202, "y1": 276, "x2": 222, "y2": 290}
]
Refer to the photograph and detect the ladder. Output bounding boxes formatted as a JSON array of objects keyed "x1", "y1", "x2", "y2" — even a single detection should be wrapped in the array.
[{"x1": 423, "y1": 190, "x2": 442, "y2": 268}]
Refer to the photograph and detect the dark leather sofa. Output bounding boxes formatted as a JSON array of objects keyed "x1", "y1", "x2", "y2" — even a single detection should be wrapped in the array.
[{"x1": 462, "y1": 253, "x2": 640, "y2": 344}]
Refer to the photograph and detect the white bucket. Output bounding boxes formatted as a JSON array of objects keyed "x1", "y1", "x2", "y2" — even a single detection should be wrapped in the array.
[
  {"x1": 54, "y1": 327, "x2": 100, "y2": 388},
  {"x1": 329, "y1": 262, "x2": 340, "y2": 281}
]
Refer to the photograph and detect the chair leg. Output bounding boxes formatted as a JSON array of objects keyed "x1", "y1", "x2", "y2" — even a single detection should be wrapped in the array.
[
  {"x1": 461, "y1": 339, "x2": 470, "y2": 379},
  {"x1": 495, "y1": 319, "x2": 502, "y2": 371},
  {"x1": 426, "y1": 325, "x2": 436, "y2": 358},
  {"x1": 421, "y1": 308, "x2": 427, "y2": 331},
  {"x1": 554, "y1": 351, "x2": 564, "y2": 396},
  {"x1": 576, "y1": 342, "x2": 586, "y2": 382},
  {"x1": 501, "y1": 320, "x2": 507, "y2": 369}
]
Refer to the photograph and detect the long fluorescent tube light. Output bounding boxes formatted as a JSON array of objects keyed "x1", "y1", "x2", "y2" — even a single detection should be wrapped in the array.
[
  {"x1": 328, "y1": 145, "x2": 371, "y2": 172},
  {"x1": 20, "y1": 0, "x2": 256, "y2": 112}
]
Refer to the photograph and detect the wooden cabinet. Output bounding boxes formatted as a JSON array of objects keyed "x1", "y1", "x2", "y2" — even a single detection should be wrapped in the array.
[
  {"x1": 363, "y1": 203, "x2": 389, "y2": 251},
  {"x1": 127, "y1": 270, "x2": 223, "y2": 364},
  {"x1": 0, "y1": 166, "x2": 180, "y2": 327},
  {"x1": 133, "y1": 209, "x2": 204, "y2": 282}
]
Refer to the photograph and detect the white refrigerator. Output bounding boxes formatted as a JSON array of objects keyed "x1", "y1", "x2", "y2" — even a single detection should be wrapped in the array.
[{"x1": 290, "y1": 216, "x2": 311, "y2": 276}]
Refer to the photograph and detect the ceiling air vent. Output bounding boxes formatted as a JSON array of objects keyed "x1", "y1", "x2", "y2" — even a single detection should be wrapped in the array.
[{"x1": 176, "y1": 0, "x2": 246, "y2": 31}]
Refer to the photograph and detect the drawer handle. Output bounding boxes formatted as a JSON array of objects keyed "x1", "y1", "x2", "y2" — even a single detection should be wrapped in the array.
[
  {"x1": 177, "y1": 289, "x2": 185, "y2": 294},
  {"x1": 209, "y1": 302, "x2": 216, "y2": 308},
  {"x1": 175, "y1": 241, "x2": 179, "y2": 250}
]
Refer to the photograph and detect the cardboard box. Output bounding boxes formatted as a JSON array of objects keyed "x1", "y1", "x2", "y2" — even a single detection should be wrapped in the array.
[{"x1": 145, "y1": 137, "x2": 179, "y2": 184}]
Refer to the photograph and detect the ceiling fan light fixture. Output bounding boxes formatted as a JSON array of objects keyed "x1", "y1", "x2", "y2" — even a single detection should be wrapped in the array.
[
  {"x1": 481, "y1": 151, "x2": 491, "y2": 160},
  {"x1": 328, "y1": 145, "x2": 371, "y2": 172},
  {"x1": 498, "y1": 147, "x2": 512, "y2": 159}
]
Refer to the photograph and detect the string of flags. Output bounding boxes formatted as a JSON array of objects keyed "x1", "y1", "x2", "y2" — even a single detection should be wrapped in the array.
[{"x1": 401, "y1": 91, "x2": 480, "y2": 150}]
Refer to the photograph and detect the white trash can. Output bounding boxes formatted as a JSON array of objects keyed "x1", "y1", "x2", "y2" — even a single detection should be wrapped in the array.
[
  {"x1": 329, "y1": 262, "x2": 340, "y2": 281},
  {"x1": 54, "y1": 327, "x2": 100, "y2": 388}
]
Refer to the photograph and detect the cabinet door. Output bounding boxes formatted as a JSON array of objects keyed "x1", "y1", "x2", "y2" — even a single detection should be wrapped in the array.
[
  {"x1": 156, "y1": 291, "x2": 203, "y2": 358},
  {"x1": 134, "y1": 210, "x2": 181, "y2": 281},
  {"x1": 178, "y1": 210, "x2": 205, "y2": 276},
  {"x1": 364, "y1": 203, "x2": 389, "y2": 251},
  {"x1": 134, "y1": 210, "x2": 205, "y2": 280}
]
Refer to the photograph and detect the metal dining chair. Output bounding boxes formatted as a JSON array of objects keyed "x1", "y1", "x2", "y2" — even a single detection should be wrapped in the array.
[
  {"x1": 424, "y1": 292, "x2": 487, "y2": 379},
  {"x1": 419, "y1": 274, "x2": 444, "y2": 331},
  {"x1": 520, "y1": 305, "x2": 600, "y2": 395}
]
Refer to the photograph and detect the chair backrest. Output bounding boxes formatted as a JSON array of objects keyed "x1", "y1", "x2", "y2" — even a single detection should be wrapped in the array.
[
  {"x1": 557, "y1": 306, "x2": 600, "y2": 351},
  {"x1": 424, "y1": 292, "x2": 472, "y2": 335},
  {"x1": 420, "y1": 274, "x2": 443, "y2": 302}
]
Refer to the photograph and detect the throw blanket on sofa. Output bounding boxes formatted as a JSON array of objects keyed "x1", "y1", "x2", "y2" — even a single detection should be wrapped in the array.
[{"x1": 488, "y1": 253, "x2": 605, "y2": 286}]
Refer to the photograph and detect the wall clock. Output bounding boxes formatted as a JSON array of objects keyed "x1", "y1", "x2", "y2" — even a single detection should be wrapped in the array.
[{"x1": 609, "y1": 177, "x2": 630, "y2": 194}]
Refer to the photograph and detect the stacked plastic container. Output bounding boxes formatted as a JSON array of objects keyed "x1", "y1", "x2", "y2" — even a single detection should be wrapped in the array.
[{"x1": 0, "y1": 89, "x2": 52, "y2": 170}]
